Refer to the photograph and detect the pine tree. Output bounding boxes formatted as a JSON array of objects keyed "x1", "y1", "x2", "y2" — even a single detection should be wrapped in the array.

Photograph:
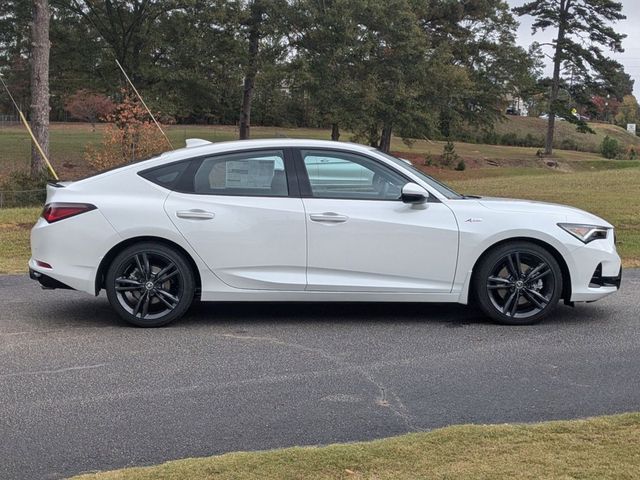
[{"x1": 514, "y1": 0, "x2": 627, "y2": 155}]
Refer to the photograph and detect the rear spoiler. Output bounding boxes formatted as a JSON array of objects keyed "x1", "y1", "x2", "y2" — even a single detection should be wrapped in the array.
[{"x1": 47, "y1": 180, "x2": 73, "y2": 188}]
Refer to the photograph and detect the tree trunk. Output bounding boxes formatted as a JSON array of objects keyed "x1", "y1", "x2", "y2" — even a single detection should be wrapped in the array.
[
  {"x1": 368, "y1": 124, "x2": 379, "y2": 147},
  {"x1": 30, "y1": 0, "x2": 50, "y2": 178},
  {"x1": 379, "y1": 122, "x2": 393, "y2": 153},
  {"x1": 545, "y1": 0, "x2": 569, "y2": 156},
  {"x1": 239, "y1": 4, "x2": 261, "y2": 140},
  {"x1": 331, "y1": 123, "x2": 340, "y2": 141}
]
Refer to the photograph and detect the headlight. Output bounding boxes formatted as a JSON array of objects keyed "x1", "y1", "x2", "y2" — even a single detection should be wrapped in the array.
[{"x1": 557, "y1": 223, "x2": 610, "y2": 243}]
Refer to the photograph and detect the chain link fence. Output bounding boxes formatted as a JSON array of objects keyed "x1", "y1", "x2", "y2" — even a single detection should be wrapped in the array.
[{"x1": 0, "y1": 189, "x2": 46, "y2": 209}]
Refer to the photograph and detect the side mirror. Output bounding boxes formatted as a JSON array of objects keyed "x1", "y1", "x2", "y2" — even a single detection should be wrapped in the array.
[{"x1": 401, "y1": 182, "x2": 429, "y2": 204}]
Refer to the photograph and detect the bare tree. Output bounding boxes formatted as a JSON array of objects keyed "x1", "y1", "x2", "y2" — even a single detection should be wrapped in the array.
[{"x1": 30, "y1": 0, "x2": 50, "y2": 177}]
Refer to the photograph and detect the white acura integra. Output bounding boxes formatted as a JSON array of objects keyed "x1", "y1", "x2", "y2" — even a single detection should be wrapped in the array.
[{"x1": 30, "y1": 139, "x2": 621, "y2": 327}]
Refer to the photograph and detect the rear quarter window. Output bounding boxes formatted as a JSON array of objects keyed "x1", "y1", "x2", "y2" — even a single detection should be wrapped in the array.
[{"x1": 139, "y1": 161, "x2": 190, "y2": 190}]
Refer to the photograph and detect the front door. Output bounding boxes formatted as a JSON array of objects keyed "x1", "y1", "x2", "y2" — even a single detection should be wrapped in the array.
[
  {"x1": 297, "y1": 149, "x2": 459, "y2": 292},
  {"x1": 165, "y1": 148, "x2": 307, "y2": 290}
]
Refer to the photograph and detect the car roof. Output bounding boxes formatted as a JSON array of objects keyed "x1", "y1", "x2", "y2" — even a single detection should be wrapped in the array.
[{"x1": 158, "y1": 138, "x2": 378, "y2": 162}]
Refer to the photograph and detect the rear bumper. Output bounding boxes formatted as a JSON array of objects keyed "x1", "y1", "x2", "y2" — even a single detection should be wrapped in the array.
[{"x1": 29, "y1": 268, "x2": 75, "y2": 290}]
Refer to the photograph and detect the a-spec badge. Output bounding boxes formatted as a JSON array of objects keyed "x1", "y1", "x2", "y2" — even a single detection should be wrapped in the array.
[{"x1": 465, "y1": 218, "x2": 483, "y2": 223}]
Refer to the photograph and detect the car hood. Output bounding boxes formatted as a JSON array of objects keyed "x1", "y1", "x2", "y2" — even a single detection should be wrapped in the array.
[{"x1": 476, "y1": 197, "x2": 613, "y2": 227}]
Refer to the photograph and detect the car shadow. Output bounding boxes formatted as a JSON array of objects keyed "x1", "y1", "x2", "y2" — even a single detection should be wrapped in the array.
[{"x1": 26, "y1": 291, "x2": 611, "y2": 330}]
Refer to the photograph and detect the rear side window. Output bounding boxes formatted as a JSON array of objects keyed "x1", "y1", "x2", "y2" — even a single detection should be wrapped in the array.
[
  {"x1": 192, "y1": 150, "x2": 288, "y2": 197},
  {"x1": 139, "y1": 161, "x2": 189, "y2": 189}
]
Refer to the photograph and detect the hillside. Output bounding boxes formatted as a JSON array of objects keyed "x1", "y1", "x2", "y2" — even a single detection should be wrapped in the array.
[{"x1": 461, "y1": 116, "x2": 640, "y2": 154}]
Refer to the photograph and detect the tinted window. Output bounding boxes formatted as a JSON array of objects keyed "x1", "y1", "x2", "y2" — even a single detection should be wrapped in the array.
[
  {"x1": 192, "y1": 150, "x2": 288, "y2": 196},
  {"x1": 139, "y1": 161, "x2": 189, "y2": 189},
  {"x1": 301, "y1": 150, "x2": 405, "y2": 200}
]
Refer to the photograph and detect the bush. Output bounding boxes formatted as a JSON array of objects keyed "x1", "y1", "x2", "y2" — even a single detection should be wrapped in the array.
[
  {"x1": 500, "y1": 132, "x2": 519, "y2": 146},
  {"x1": 0, "y1": 171, "x2": 48, "y2": 208},
  {"x1": 601, "y1": 136, "x2": 620, "y2": 159},
  {"x1": 559, "y1": 138, "x2": 580, "y2": 151},
  {"x1": 455, "y1": 159, "x2": 466, "y2": 171},
  {"x1": 84, "y1": 89, "x2": 170, "y2": 171},
  {"x1": 441, "y1": 141, "x2": 459, "y2": 167},
  {"x1": 481, "y1": 131, "x2": 500, "y2": 145}
]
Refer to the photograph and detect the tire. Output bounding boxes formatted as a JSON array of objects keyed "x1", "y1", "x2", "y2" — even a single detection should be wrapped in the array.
[
  {"x1": 473, "y1": 241, "x2": 563, "y2": 325},
  {"x1": 105, "y1": 242, "x2": 195, "y2": 327}
]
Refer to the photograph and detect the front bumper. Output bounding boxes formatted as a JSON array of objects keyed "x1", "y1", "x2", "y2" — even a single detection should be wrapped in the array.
[
  {"x1": 568, "y1": 234, "x2": 622, "y2": 302},
  {"x1": 590, "y1": 265, "x2": 622, "y2": 290}
]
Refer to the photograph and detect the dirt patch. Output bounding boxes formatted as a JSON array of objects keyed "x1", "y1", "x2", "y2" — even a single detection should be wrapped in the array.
[{"x1": 391, "y1": 150, "x2": 570, "y2": 177}]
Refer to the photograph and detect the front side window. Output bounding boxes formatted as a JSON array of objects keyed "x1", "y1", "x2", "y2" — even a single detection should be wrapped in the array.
[
  {"x1": 375, "y1": 150, "x2": 463, "y2": 199},
  {"x1": 193, "y1": 150, "x2": 288, "y2": 196},
  {"x1": 301, "y1": 150, "x2": 405, "y2": 200}
]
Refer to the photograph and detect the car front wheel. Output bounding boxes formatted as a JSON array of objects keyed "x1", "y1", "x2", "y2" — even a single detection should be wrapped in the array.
[
  {"x1": 474, "y1": 241, "x2": 563, "y2": 325},
  {"x1": 105, "y1": 242, "x2": 195, "y2": 327}
]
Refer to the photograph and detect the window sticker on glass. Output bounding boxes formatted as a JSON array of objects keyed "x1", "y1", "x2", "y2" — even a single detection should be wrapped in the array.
[{"x1": 225, "y1": 159, "x2": 275, "y2": 188}]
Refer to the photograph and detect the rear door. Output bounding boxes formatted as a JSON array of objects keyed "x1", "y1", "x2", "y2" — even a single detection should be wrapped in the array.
[{"x1": 163, "y1": 148, "x2": 307, "y2": 290}]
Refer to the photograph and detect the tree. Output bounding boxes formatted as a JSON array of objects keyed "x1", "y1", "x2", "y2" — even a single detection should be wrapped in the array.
[
  {"x1": 237, "y1": 0, "x2": 289, "y2": 139},
  {"x1": 515, "y1": 0, "x2": 628, "y2": 155},
  {"x1": 30, "y1": 0, "x2": 51, "y2": 178},
  {"x1": 615, "y1": 95, "x2": 639, "y2": 127},
  {"x1": 59, "y1": 0, "x2": 185, "y2": 81},
  {"x1": 65, "y1": 89, "x2": 114, "y2": 130}
]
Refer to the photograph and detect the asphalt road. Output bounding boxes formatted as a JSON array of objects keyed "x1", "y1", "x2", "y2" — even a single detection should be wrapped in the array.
[{"x1": 1, "y1": 271, "x2": 639, "y2": 480}]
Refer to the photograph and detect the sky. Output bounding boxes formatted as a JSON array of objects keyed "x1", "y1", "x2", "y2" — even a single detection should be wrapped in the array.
[{"x1": 509, "y1": 0, "x2": 640, "y2": 98}]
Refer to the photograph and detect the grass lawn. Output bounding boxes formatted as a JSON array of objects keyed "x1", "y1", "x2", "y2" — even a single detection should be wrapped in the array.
[
  {"x1": 2, "y1": 121, "x2": 639, "y2": 180},
  {"x1": 1, "y1": 166, "x2": 639, "y2": 273},
  {"x1": 447, "y1": 167, "x2": 640, "y2": 267},
  {"x1": 71, "y1": 413, "x2": 640, "y2": 479},
  {"x1": 0, "y1": 207, "x2": 40, "y2": 273}
]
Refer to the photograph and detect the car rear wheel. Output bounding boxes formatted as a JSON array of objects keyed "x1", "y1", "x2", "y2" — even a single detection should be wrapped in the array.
[
  {"x1": 473, "y1": 241, "x2": 563, "y2": 325},
  {"x1": 105, "y1": 242, "x2": 195, "y2": 327}
]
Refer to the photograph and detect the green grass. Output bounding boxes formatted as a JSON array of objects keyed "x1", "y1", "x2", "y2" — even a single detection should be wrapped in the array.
[
  {"x1": 71, "y1": 413, "x2": 640, "y2": 480},
  {"x1": 0, "y1": 123, "x2": 331, "y2": 179},
  {"x1": 0, "y1": 207, "x2": 40, "y2": 273},
  {"x1": 447, "y1": 167, "x2": 640, "y2": 267},
  {"x1": 2, "y1": 121, "x2": 639, "y2": 180}
]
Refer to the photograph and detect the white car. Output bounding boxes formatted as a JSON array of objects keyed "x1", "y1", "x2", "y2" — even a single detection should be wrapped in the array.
[{"x1": 30, "y1": 139, "x2": 621, "y2": 327}]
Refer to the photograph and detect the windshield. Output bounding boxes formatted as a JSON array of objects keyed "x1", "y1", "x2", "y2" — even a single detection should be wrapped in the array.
[{"x1": 375, "y1": 150, "x2": 464, "y2": 199}]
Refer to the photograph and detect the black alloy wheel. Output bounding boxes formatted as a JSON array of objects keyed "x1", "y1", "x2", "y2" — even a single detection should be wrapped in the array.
[
  {"x1": 105, "y1": 242, "x2": 195, "y2": 327},
  {"x1": 474, "y1": 241, "x2": 563, "y2": 325}
]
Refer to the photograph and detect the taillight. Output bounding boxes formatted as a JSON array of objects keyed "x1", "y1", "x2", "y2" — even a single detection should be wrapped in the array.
[{"x1": 42, "y1": 203, "x2": 97, "y2": 223}]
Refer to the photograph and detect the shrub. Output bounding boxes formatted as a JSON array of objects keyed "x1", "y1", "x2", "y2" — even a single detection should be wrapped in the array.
[
  {"x1": 500, "y1": 132, "x2": 519, "y2": 146},
  {"x1": 84, "y1": 89, "x2": 170, "y2": 171},
  {"x1": 0, "y1": 171, "x2": 48, "y2": 207},
  {"x1": 559, "y1": 138, "x2": 580, "y2": 151},
  {"x1": 455, "y1": 159, "x2": 466, "y2": 171},
  {"x1": 441, "y1": 141, "x2": 459, "y2": 167},
  {"x1": 481, "y1": 131, "x2": 500, "y2": 145},
  {"x1": 601, "y1": 135, "x2": 620, "y2": 159},
  {"x1": 628, "y1": 147, "x2": 638, "y2": 160}
]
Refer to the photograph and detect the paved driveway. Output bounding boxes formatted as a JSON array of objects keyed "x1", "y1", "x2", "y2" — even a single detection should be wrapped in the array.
[{"x1": 1, "y1": 271, "x2": 639, "y2": 479}]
